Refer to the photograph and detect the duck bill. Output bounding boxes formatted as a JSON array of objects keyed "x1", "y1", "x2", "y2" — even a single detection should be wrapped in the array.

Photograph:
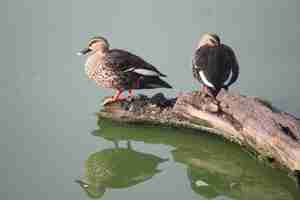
[
  {"x1": 75, "y1": 179, "x2": 89, "y2": 188},
  {"x1": 77, "y1": 48, "x2": 92, "y2": 56}
]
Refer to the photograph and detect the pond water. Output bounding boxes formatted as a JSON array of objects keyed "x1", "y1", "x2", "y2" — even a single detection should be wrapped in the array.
[
  {"x1": 77, "y1": 119, "x2": 300, "y2": 200},
  {"x1": 1, "y1": 1, "x2": 300, "y2": 200}
]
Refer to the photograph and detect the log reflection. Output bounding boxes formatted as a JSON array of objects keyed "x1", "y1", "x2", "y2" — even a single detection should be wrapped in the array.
[{"x1": 77, "y1": 118, "x2": 299, "y2": 199}]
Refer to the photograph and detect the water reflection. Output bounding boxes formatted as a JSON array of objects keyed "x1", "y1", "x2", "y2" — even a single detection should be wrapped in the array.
[
  {"x1": 76, "y1": 141, "x2": 167, "y2": 199},
  {"x1": 78, "y1": 118, "x2": 300, "y2": 200},
  {"x1": 173, "y1": 149, "x2": 296, "y2": 200}
]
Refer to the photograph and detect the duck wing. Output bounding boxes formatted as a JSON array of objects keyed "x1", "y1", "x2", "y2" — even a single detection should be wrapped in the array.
[
  {"x1": 193, "y1": 45, "x2": 239, "y2": 89},
  {"x1": 192, "y1": 46, "x2": 216, "y2": 87},
  {"x1": 220, "y1": 44, "x2": 239, "y2": 88},
  {"x1": 104, "y1": 49, "x2": 167, "y2": 77},
  {"x1": 193, "y1": 46, "x2": 210, "y2": 72}
]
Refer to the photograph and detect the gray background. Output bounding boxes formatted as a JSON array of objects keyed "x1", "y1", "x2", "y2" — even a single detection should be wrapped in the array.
[{"x1": 0, "y1": 1, "x2": 300, "y2": 200}]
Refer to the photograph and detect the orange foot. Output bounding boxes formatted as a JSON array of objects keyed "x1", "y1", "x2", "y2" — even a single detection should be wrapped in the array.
[
  {"x1": 102, "y1": 96, "x2": 126, "y2": 105},
  {"x1": 102, "y1": 90, "x2": 127, "y2": 106},
  {"x1": 202, "y1": 85, "x2": 215, "y2": 97}
]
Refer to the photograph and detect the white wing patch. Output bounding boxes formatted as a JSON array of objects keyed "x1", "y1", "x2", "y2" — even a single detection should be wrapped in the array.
[
  {"x1": 199, "y1": 70, "x2": 215, "y2": 88},
  {"x1": 123, "y1": 67, "x2": 135, "y2": 72},
  {"x1": 224, "y1": 70, "x2": 232, "y2": 85},
  {"x1": 147, "y1": 84, "x2": 162, "y2": 88},
  {"x1": 124, "y1": 67, "x2": 159, "y2": 76}
]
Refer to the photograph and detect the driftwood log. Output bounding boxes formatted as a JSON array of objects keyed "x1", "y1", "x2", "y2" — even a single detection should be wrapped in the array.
[{"x1": 97, "y1": 89, "x2": 300, "y2": 183}]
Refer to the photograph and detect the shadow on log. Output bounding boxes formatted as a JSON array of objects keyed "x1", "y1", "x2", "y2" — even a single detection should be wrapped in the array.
[{"x1": 97, "y1": 89, "x2": 300, "y2": 184}]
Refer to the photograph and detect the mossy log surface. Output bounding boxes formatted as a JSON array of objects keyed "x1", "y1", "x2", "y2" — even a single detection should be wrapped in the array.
[{"x1": 97, "y1": 89, "x2": 300, "y2": 181}]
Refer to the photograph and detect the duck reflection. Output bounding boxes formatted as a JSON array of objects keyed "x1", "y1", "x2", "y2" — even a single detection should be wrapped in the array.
[
  {"x1": 77, "y1": 141, "x2": 167, "y2": 199},
  {"x1": 88, "y1": 118, "x2": 300, "y2": 200},
  {"x1": 172, "y1": 148, "x2": 298, "y2": 200}
]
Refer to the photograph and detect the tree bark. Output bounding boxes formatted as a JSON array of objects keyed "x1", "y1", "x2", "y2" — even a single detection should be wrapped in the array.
[{"x1": 97, "y1": 89, "x2": 300, "y2": 182}]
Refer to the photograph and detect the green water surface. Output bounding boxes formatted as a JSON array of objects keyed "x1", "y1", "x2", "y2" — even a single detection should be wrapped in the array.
[{"x1": 76, "y1": 119, "x2": 300, "y2": 200}]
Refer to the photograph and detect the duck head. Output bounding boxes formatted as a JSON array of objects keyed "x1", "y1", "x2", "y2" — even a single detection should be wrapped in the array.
[
  {"x1": 77, "y1": 36, "x2": 110, "y2": 56},
  {"x1": 198, "y1": 33, "x2": 220, "y2": 48}
]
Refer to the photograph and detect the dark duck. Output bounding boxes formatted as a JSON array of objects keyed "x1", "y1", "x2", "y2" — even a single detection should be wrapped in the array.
[
  {"x1": 192, "y1": 33, "x2": 239, "y2": 97},
  {"x1": 78, "y1": 36, "x2": 172, "y2": 104}
]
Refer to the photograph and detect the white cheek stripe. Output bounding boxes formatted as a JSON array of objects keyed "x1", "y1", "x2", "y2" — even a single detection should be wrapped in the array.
[
  {"x1": 124, "y1": 67, "x2": 159, "y2": 76},
  {"x1": 199, "y1": 70, "x2": 215, "y2": 88}
]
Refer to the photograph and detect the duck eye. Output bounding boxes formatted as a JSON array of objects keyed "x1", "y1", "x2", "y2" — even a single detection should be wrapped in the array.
[{"x1": 88, "y1": 40, "x2": 98, "y2": 47}]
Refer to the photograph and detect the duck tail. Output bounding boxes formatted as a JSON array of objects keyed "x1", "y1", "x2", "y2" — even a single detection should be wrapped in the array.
[{"x1": 139, "y1": 76, "x2": 172, "y2": 89}]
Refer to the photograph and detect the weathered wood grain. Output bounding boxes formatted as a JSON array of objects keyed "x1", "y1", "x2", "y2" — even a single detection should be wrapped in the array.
[{"x1": 97, "y1": 90, "x2": 300, "y2": 183}]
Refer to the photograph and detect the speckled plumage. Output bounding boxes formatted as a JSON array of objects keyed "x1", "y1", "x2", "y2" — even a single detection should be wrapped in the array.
[
  {"x1": 78, "y1": 36, "x2": 173, "y2": 104},
  {"x1": 84, "y1": 49, "x2": 171, "y2": 91}
]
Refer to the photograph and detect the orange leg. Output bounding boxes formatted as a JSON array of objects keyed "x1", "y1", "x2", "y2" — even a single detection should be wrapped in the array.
[
  {"x1": 102, "y1": 89, "x2": 125, "y2": 105},
  {"x1": 202, "y1": 85, "x2": 210, "y2": 94},
  {"x1": 128, "y1": 89, "x2": 133, "y2": 98},
  {"x1": 127, "y1": 79, "x2": 139, "y2": 98},
  {"x1": 202, "y1": 85, "x2": 215, "y2": 97},
  {"x1": 112, "y1": 89, "x2": 124, "y2": 101}
]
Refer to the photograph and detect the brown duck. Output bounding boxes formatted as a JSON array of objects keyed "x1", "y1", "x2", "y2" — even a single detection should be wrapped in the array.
[{"x1": 78, "y1": 36, "x2": 172, "y2": 104}]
